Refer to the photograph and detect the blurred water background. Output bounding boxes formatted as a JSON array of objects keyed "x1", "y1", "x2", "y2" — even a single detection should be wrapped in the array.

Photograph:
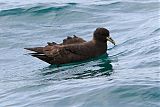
[{"x1": 0, "y1": 0, "x2": 160, "y2": 107}]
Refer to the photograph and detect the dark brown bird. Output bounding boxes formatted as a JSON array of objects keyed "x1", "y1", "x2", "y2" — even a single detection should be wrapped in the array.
[{"x1": 24, "y1": 28, "x2": 115, "y2": 65}]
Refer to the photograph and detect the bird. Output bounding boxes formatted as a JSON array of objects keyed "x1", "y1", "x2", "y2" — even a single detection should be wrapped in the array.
[{"x1": 24, "y1": 27, "x2": 115, "y2": 65}]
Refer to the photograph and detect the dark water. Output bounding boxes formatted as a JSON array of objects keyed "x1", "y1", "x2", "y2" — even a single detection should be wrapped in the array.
[{"x1": 0, "y1": 0, "x2": 160, "y2": 107}]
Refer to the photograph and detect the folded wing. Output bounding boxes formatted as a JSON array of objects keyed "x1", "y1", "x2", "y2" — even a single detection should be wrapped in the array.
[{"x1": 24, "y1": 35, "x2": 89, "y2": 64}]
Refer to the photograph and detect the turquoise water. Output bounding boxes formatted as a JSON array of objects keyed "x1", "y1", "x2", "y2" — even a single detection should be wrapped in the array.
[{"x1": 0, "y1": 0, "x2": 160, "y2": 107}]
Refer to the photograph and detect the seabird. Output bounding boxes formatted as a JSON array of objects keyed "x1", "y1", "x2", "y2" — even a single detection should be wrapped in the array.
[{"x1": 24, "y1": 27, "x2": 115, "y2": 65}]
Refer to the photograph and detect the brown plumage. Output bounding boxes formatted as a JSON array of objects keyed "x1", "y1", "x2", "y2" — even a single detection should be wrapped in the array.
[{"x1": 24, "y1": 28, "x2": 115, "y2": 65}]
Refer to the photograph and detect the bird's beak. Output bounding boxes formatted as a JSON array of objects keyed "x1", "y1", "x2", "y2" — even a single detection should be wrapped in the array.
[{"x1": 106, "y1": 36, "x2": 115, "y2": 45}]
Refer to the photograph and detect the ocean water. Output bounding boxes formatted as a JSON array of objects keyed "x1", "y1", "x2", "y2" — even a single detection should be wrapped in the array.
[{"x1": 0, "y1": 0, "x2": 160, "y2": 107}]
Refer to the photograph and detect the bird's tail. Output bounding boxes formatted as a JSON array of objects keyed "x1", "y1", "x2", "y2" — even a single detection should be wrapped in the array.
[
  {"x1": 24, "y1": 47, "x2": 44, "y2": 54},
  {"x1": 29, "y1": 53, "x2": 51, "y2": 64},
  {"x1": 24, "y1": 47, "x2": 52, "y2": 64}
]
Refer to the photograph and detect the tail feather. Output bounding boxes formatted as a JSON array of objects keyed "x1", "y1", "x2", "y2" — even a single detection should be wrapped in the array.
[
  {"x1": 24, "y1": 47, "x2": 44, "y2": 54},
  {"x1": 31, "y1": 54, "x2": 52, "y2": 64}
]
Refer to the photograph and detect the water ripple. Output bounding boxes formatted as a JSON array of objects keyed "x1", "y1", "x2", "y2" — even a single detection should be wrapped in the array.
[{"x1": 0, "y1": 3, "x2": 77, "y2": 16}]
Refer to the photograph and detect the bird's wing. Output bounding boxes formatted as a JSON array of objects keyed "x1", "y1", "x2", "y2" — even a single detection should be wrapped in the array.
[
  {"x1": 62, "y1": 44, "x2": 88, "y2": 56},
  {"x1": 24, "y1": 40, "x2": 91, "y2": 64},
  {"x1": 40, "y1": 44, "x2": 89, "y2": 57},
  {"x1": 25, "y1": 41, "x2": 91, "y2": 57},
  {"x1": 24, "y1": 34, "x2": 88, "y2": 64}
]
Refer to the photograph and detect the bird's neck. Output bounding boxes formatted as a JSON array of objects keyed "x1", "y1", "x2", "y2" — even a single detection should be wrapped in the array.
[
  {"x1": 91, "y1": 39, "x2": 107, "y2": 53},
  {"x1": 92, "y1": 39, "x2": 107, "y2": 46}
]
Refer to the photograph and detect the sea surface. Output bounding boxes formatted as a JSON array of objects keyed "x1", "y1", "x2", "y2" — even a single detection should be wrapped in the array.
[{"x1": 0, "y1": 0, "x2": 160, "y2": 107}]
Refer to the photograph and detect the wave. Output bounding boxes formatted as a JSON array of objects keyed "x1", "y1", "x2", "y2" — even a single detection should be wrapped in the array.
[
  {"x1": 1, "y1": 1, "x2": 159, "y2": 17},
  {"x1": 0, "y1": 3, "x2": 77, "y2": 16},
  {"x1": 91, "y1": 1, "x2": 159, "y2": 13}
]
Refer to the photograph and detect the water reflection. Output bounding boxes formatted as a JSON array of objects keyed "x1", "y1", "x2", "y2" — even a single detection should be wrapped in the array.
[{"x1": 39, "y1": 54, "x2": 113, "y2": 80}]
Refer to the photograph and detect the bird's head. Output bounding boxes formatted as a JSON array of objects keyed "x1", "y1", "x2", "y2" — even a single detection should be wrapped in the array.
[{"x1": 93, "y1": 27, "x2": 115, "y2": 45}]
